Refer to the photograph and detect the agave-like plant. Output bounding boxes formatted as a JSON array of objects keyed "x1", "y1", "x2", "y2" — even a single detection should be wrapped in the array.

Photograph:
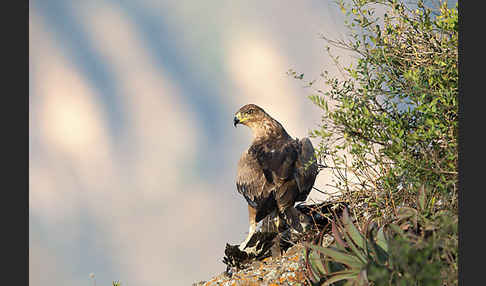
[
  {"x1": 303, "y1": 184, "x2": 457, "y2": 286},
  {"x1": 303, "y1": 207, "x2": 390, "y2": 286}
]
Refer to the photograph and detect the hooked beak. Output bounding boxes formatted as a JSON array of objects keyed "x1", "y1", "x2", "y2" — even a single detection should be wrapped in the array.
[{"x1": 234, "y1": 111, "x2": 249, "y2": 127}]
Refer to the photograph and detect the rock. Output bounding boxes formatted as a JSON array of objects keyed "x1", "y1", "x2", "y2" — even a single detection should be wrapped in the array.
[{"x1": 197, "y1": 200, "x2": 348, "y2": 285}]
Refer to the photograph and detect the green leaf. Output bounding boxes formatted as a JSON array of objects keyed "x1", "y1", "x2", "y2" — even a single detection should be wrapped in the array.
[
  {"x1": 321, "y1": 270, "x2": 360, "y2": 286},
  {"x1": 342, "y1": 209, "x2": 367, "y2": 251},
  {"x1": 340, "y1": 227, "x2": 368, "y2": 264},
  {"x1": 332, "y1": 220, "x2": 348, "y2": 249},
  {"x1": 368, "y1": 229, "x2": 389, "y2": 265},
  {"x1": 308, "y1": 244, "x2": 364, "y2": 269},
  {"x1": 309, "y1": 250, "x2": 328, "y2": 276},
  {"x1": 304, "y1": 248, "x2": 321, "y2": 282},
  {"x1": 375, "y1": 226, "x2": 388, "y2": 253}
]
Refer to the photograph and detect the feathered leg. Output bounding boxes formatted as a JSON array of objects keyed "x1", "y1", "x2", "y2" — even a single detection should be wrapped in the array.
[
  {"x1": 276, "y1": 182, "x2": 310, "y2": 234},
  {"x1": 239, "y1": 204, "x2": 257, "y2": 251}
]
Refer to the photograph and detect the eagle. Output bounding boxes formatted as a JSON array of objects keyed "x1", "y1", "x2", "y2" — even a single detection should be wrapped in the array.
[{"x1": 233, "y1": 104, "x2": 318, "y2": 251}]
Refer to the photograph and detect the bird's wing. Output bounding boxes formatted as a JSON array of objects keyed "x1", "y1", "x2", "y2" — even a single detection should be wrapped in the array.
[
  {"x1": 248, "y1": 138, "x2": 299, "y2": 186},
  {"x1": 236, "y1": 151, "x2": 275, "y2": 210},
  {"x1": 294, "y1": 137, "x2": 318, "y2": 202}
]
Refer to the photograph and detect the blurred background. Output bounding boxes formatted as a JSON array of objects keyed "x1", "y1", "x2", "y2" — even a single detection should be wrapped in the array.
[{"x1": 29, "y1": 0, "x2": 351, "y2": 285}]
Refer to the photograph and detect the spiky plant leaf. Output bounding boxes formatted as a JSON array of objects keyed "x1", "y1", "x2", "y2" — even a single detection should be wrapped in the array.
[
  {"x1": 307, "y1": 244, "x2": 364, "y2": 269},
  {"x1": 375, "y1": 226, "x2": 388, "y2": 253},
  {"x1": 321, "y1": 270, "x2": 361, "y2": 286},
  {"x1": 367, "y1": 229, "x2": 389, "y2": 265},
  {"x1": 332, "y1": 220, "x2": 348, "y2": 249},
  {"x1": 304, "y1": 248, "x2": 322, "y2": 283},
  {"x1": 342, "y1": 209, "x2": 367, "y2": 251},
  {"x1": 339, "y1": 227, "x2": 368, "y2": 263},
  {"x1": 309, "y1": 248, "x2": 328, "y2": 277}
]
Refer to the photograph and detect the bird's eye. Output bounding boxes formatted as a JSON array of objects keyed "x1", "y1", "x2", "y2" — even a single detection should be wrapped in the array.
[{"x1": 247, "y1": 109, "x2": 254, "y2": 114}]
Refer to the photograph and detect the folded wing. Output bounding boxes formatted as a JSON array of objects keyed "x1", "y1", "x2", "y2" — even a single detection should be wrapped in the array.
[{"x1": 294, "y1": 137, "x2": 318, "y2": 202}]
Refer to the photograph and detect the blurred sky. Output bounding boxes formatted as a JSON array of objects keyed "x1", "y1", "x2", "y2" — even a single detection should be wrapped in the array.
[{"x1": 28, "y1": 0, "x2": 405, "y2": 285}]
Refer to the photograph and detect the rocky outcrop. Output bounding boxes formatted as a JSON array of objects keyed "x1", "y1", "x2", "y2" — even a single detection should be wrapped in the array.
[
  {"x1": 193, "y1": 201, "x2": 346, "y2": 286},
  {"x1": 194, "y1": 243, "x2": 308, "y2": 286}
]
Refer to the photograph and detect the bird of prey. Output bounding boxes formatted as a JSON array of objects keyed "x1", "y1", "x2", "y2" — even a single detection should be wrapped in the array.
[{"x1": 233, "y1": 104, "x2": 318, "y2": 251}]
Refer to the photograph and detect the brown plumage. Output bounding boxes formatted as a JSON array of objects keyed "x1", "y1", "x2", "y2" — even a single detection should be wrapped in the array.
[{"x1": 233, "y1": 104, "x2": 318, "y2": 251}]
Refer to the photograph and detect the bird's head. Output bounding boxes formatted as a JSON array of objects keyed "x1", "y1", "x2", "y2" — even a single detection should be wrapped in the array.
[
  {"x1": 234, "y1": 104, "x2": 289, "y2": 139},
  {"x1": 233, "y1": 104, "x2": 267, "y2": 128}
]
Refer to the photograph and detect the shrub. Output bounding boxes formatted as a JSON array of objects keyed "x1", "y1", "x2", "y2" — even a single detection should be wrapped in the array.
[
  {"x1": 296, "y1": 0, "x2": 458, "y2": 284},
  {"x1": 295, "y1": 0, "x2": 458, "y2": 219}
]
